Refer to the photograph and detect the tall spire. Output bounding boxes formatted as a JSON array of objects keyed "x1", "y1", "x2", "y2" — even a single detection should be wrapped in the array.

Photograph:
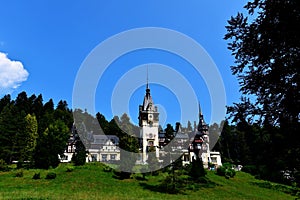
[
  {"x1": 197, "y1": 101, "x2": 208, "y2": 133},
  {"x1": 143, "y1": 65, "x2": 153, "y2": 111},
  {"x1": 198, "y1": 102, "x2": 202, "y2": 116},
  {"x1": 146, "y1": 65, "x2": 150, "y2": 95},
  {"x1": 146, "y1": 65, "x2": 149, "y2": 90}
]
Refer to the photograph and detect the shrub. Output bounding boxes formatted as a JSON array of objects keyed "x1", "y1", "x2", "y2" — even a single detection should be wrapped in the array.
[
  {"x1": 293, "y1": 170, "x2": 300, "y2": 187},
  {"x1": 32, "y1": 172, "x2": 41, "y2": 179},
  {"x1": 198, "y1": 176, "x2": 209, "y2": 184},
  {"x1": 17, "y1": 160, "x2": 24, "y2": 169},
  {"x1": 0, "y1": 159, "x2": 8, "y2": 171},
  {"x1": 222, "y1": 162, "x2": 233, "y2": 169},
  {"x1": 45, "y1": 172, "x2": 56, "y2": 179},
  {"x1": 216, "y1": 166, "x2": 226, "y2": 176},
  {"x1": 176, "y1": 174, "x2": 190, "y2": 185},
  {"x1": 66, "y1": 166, "x2": 75, "y2": 172},
  {"x1": 188, "y1": 157, "x2": 206, "y2": 180},
  {"x1": 160, "y1": 175, "x2": 180, "y2": 194},
  {"x1": 227, "y1": 168, "x2": 236, "y2": 178},
  {"x1": 133, "y1": 173, "x2": 147, "y2": 181},
  {"x1": 103, "y1": 165, "x2": 112, "y2": 172},
  {"x1": 15, "y1": 170, "x2": 24, "y2": 177},
  {"x1": 216, "y1": 165, "x2": 236, "y2": 178}
]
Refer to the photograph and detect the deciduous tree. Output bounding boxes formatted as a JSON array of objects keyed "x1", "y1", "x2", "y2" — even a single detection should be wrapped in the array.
[{"x1": 225, "y1": 0, "x2": 300, "y2": 183}]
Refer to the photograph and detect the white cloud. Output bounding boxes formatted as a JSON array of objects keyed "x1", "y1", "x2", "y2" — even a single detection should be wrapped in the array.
[{"x1": 0, "y1": 52, "x2": 29, "y2": 94}]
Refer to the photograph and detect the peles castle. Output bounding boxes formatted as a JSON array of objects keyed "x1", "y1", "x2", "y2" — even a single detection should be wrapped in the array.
[
  {"x1": 61, "y1": 81, "x2": 222, "y2": 169},
  {"x1": 137, "y1": 81, "x2": 222, "y2": 168}
]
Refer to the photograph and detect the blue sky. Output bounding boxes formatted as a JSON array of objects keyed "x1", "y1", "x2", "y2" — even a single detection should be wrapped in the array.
[{"x1": 0, "y1": 1, "x2": 247, "y2": 127}]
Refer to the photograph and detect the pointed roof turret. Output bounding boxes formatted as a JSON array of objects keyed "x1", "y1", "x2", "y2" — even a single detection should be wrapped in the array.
[
  {"x1": 197, "y1": 102, "x2": 208, "y2": 133},
  {"x1": 142, "y1": 66, "x2": 154, "y2": 111}
]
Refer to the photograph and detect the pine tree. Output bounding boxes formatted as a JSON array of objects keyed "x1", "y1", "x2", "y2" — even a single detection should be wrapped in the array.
[
  {"x1": 72, "y1": 136, "x2": 86, "y2": 166},
  {"x1": 189, "y1": 156, "x2": 206, "y2": 181}
]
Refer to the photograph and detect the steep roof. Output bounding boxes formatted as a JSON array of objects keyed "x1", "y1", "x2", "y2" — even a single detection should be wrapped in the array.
[
  {"x1": 142, "y1": 85, "x2": 154, "y2": 111},
  {"x1": 92, "y1": 135, "x2": 119, "y2": 145}
]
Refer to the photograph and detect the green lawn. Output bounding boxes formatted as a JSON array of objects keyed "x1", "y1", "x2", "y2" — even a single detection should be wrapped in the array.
[{"x1": 0, "y1": 163, "x2": 297, "y2": 200}]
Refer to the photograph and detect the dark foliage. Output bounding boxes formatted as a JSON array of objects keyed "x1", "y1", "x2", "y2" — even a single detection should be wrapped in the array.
[
  {"x1": 66, "y1": 166, "x2": 75, "y2": 172},
  {"x1": 224, "y1": 0, "x2": 300, "y2": 186},
  {"x1": 71, "y1": 132, "x2": 86, "y2": 166},
  {"x1": 34, "y1": 120, "x2": 70, "y2": 169},
  {"x1": 241, "y1": 165, "x2": 257, "y2": 175},
  {"x1": 188, "y1": 156, "x2": 206, "y2": 180},
  {"x1": 15, "y1": 170, "x2": 23, "y2": 177},
  {"x1": 116, "y1": 114, "x2": 139, "y2": 179},
  {"x1": 0, "y1": 92, "x2": 72, "y2": 169},
  {"x1": 216, "y1": 163, "x2": 236, "y2": 179},
  {"x1": 32, "y1": 172, "x2": 41, "y2": 179},
  {"x1": 45, "y1": 172, "x2": 56, "y2": 179},
  {"x1": 0, "y1": 159, "x2": 8, "y2": 171}
]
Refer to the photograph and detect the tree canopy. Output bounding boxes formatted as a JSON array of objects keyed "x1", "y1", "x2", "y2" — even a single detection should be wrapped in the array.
[
  {"x1": 224, "y1": 0, "x2": 300, "y2": 185},
  {"x1": 0, "y1": 92, "x2": 72, "y2": 169}
]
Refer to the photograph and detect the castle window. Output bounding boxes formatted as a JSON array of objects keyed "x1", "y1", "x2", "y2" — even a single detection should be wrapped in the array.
[
  {"x1": 211, "y1": 157, "x2": 217, "y2": 164},
  {"x1": 148, "y1": 140, "x2": 154, "y2": 146},
  {"x1": 102, "y1": 154, "x2": 107, "y2": 161},
  {"x1": 110, "y1": 154, "x2": 116, "y2": 160},
  {"x1": 92, "y1": 154, "x2": 98, "y2": 162},
  {"x1": 183, "y1": 155, "x2": 189, "y2": 162}
]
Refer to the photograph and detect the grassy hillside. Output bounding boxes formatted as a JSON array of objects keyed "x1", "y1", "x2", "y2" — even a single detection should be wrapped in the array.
[{"x1": 0, "y1": 163, "x2": 297, "y2": 200}]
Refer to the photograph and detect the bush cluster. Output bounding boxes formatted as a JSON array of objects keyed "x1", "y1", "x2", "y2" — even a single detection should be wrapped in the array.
[
  {"x1": 159, "y1": 175, "x2": 181, "y2": 194},
  {"x1": 0, "y1": 159, "x2": 8, "y2": 171},
  {"x1": 216, "y1": 163, "x2": 236, "y2": 179},
  {"x1": 103, "y1": 165, "x2": 112, "y2": 172},
  {"x1": 15, "y1": 170, "x2": 24, "y2": 177},
  {"x1": 32, "y1": 172, "x2": 41, "y2": 179},
  {"x1": 66, "y1": 166, "x2": 75, "y2": 172},
  {"x1": 45, "y1": 172, "x2": 56, "y2": 179}
]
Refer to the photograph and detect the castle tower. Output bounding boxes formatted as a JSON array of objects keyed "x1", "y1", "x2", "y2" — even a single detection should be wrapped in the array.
[
  {"x1": 197, "y1": 103, "x2": 209, "y2": 134},
  {"x1": 197, "y1": 103, "x2": 210, "y2": 167},
  {"x1": 190, "y1": 103, "x2": 211, "y2": 166},
  {"x1": 138, "y1": 79, "x2": 159, "y2": 163}
]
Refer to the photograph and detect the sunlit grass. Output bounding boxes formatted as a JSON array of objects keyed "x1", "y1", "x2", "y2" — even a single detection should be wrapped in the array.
[{"x1": 0, "y1": 163, "x2": 296, "y2": 200}]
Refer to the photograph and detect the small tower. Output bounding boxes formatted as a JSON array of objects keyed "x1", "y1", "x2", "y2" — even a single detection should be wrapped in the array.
[
  {"x1": 190, "y1": 103, "x2": 210, "y2": 167},
  {"x1": 197, "y1": 103, "x2": 209, "y2": 134},
  {"x1": 197, "y1": 103, "x2": 210, "y2": 167},
  {"x1": 138, "y1": 76, "x2": 159, "y2": 163}
]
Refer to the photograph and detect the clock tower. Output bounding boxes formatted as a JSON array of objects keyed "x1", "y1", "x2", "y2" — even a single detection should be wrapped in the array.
[{"x1": 138, "y1": 81, "x2": 159, "y2": 163}]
